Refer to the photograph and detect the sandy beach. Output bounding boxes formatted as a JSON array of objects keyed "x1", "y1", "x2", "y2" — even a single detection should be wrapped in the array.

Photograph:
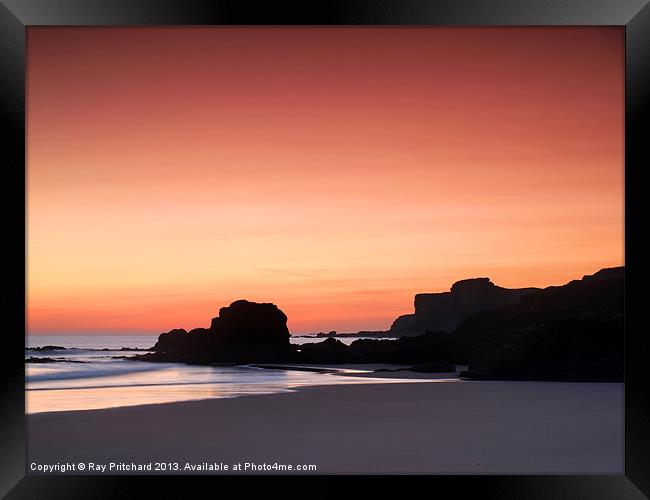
[{"x1": 27, "y1": 379, "x2": 623, "y2": 474}]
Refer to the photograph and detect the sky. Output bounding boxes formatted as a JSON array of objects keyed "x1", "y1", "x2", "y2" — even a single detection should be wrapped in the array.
[{"x1": 27, "y1": 27, "x2": 624, "y2": 335}]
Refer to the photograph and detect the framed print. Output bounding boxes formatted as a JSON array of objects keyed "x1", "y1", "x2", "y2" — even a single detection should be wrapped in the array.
[{"x1": 1, "y1": 0, "x2": 649, "y2": 498}]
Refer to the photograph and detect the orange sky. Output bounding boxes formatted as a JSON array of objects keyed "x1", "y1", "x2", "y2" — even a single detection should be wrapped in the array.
[{"x1": 27, "y1": 27, "x2": 624, "y2": 335}]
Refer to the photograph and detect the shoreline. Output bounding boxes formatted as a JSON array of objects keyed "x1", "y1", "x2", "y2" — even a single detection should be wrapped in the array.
[
  {"x1": 28, "y1": 379, "x2": 623, "y2": 474},
  {"x1": 26, "y1": 364, "x2": 452, "y2": 415}
]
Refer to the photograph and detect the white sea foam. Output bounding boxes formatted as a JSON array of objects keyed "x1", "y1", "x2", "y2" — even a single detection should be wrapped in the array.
[{"x1": 25, "y1": 335, "x2": 429, "y2": 414}]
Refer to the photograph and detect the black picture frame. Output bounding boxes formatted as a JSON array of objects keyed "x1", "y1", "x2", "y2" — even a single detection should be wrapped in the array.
[{"x1": 1, "y1": 0, "x2": 648, "y2": 497}]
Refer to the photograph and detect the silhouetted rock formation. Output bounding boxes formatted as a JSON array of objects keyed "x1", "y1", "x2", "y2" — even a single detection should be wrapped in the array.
[
  {"x1": 395, "y1": 278, "x2": 539, "y2": 335},
  {"x1": 130, "y1": 267, "x2": 623, "y2": 381},
  {"x1": 410, "y1": 362, "x2": 456, "y2": 373},
  {"x1": 456, "y1": 267, "x2": 624, "y2": 381},
  {"x1": 459, "y1": 315, "x2": 623, "y2": 381},
  {"x1": 315, "y1": 331, "x2": 338, "y2": 338},
  {"x1": 152, "y1": 328, "x2": 190, "y2": 353},
  {"x1": 345, "y1": 332, "x2": 458, "y2": 364},
  {"x1": 374, "y1": 362, "x2": 456, "y2": 373},
  {"x1": 294, "y1": 267, "x2": 624, "y2": 380},
  {"x1": 134, "y1": 300, "x2": 293, "y2": 364},
  {"x1": 306, "y1": 330, "x2": 396, "y2": 339},
  {"x1": 312, "y1": 330, "x2": 393, "y2": 339},
  {"x1": 26, "y1": 345, "x2": 67, "y2": 352},
  {"x1": 25, "y1": 357, "x2": 86, "y2": 363},
  {"x1": 298, "y1": 338, "x2": 354, "y2": 363},
  {"x1": 390, "y1": 314, "x2": 417, "y2": 334}
]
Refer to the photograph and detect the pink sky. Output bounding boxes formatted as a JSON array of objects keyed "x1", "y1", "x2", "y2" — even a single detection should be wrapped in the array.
[{"x1": 27, "y1": 27, "x2": 624, "y2": 334}]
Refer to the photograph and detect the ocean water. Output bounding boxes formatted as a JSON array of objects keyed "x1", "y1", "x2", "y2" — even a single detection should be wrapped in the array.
[
  {"x1": 26, "y1": 335, "x2": 429, "y2": 414},
  {"x1": 26, "y1": 334, "x2": 395, "y2": 349}
]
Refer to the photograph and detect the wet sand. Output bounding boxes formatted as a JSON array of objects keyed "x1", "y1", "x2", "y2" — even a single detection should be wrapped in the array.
[{"x1": 27, "y1": 379, "x2": 623, "y2": 474}]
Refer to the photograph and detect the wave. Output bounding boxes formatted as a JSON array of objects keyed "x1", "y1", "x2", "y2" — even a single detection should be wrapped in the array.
[
  {"x1": 26, "y1": 362, "x2": 171, "y2": 382},
  {"x1": 27, "y1": 378, "x2": 290, "y2": 392},
  {"x1": 25, "y1": 348, "x2": 153, "y2": 355},
  {"x1": 26, "y1": 361, "x2": 291, "y2": 384}
]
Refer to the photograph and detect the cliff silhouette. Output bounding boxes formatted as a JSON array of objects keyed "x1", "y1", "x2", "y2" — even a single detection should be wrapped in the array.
[
  {"x1": 131, "y1": 267, "x2": 624, "y2": 381},
  {"x1": 391, "y1": 278, "x2": 539, "y2": 336}
]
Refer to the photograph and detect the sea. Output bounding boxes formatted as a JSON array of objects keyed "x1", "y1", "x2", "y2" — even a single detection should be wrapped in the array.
[{"x1": 25, "y1": 334, "x2": 439, "y2": 414}]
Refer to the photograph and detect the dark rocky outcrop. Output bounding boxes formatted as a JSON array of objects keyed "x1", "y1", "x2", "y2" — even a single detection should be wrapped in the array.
[
  {"x1": 25, "y1": 357, "x2": 86, "y2": 363},
  {"x1": 312, "y1": 330, "x2": 393, "y2": 339},
  {"x1": 393, "y1": 278, "x2": 539, "y2": 335},
  {"x1": 315, "y1": 331, "x2": 338, "y2": 338},
  {"x1": 101, "y1": 347, "x2": 151, "y2": 352},
  {"x1": 388, "y1": 278, "x2": 539, "y2": 336},
  {"x1": 294, "y1": 267, "x2": 624, "y2": 380},
  {"x1": 26, "y1": 345, "x2": 67, "y2": 352},
  {"x1": 374, "y1": 362, "x2": 456, "y2": 373},
  {"x1": 297, "y1": 338, "x2": 354, "y2": 363},
  {"x1": 129, "y1": 267, "x2": 623, "y2": 381},
  {"x1": 455, "y1": 267, "x2": 624, "y2": 381},
  {"x1": 251, "y1": 365, "x2": 337, "y2": 373},
  {"x1": 410, "y1": 362, "x2": 456, "y2": 373},
  {"x1": 346, "y1": 334, "x2": 456, "y2": 364},
  {"x1": 133, "y1": 300, "x2": 293, "y2": 364},
  {"x1": 459, "y1": 315, "x2": 623, "y2": 381},
  {"x1": 390, "y1": 314, "x2": 417, "y2": 335}
]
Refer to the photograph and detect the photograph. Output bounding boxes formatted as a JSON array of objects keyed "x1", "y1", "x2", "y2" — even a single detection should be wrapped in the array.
[
  {"x1": 2, "y1": 0, "x2": 650, "y2": 497},
  {"x1": 23, "y1": 25, "x2": 625, "y2": 476}
]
